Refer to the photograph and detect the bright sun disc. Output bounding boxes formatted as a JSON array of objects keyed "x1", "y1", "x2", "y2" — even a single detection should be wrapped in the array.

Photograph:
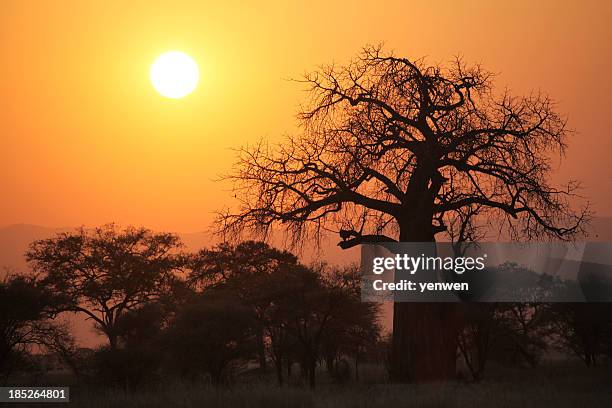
[{"x1": 150, "y1": 51, "x2": 199, "y2": 99}]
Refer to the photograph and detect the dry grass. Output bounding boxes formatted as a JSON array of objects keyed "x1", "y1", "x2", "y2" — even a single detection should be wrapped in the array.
[
  {"x1": 60, "y1": 364, "x2": 612, "y2": 408},
  {"x1": 15, "y1": 363, "x2": 612, "y2": 407}
]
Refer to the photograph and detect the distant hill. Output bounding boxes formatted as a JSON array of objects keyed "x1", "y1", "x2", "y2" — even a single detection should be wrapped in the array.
[
  {"x1": 2, "y1": 218, "x2": 612, "y2": 272},
  {"x1": 0, "y1": 224, "x2": 68, "y2": 272}
]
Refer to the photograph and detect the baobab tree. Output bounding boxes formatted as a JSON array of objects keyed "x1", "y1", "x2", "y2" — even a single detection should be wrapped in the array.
[{"x1": 219, "y1": 46, "x2": 589, "y2": 381}]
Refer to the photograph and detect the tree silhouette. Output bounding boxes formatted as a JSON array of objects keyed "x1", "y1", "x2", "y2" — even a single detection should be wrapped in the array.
[
  {"x1": 550, "y1": 303, "x2": 612, "y2": 367},
  {"x1": 318, "y1": 265, "x2": 380, "y2": 382},
  {"x1": 164, "y1": 286, "x2": 258, "y2": 384},
  {"x1": 189, "y1": 241, "x2": 300, "y2": 372},
  {"x1": 189, "y1": 242, "x2": 379, "y2": 387},
  {"x1": 266, "y1": 263, "x2": 351, "y2": 389},
  {"x1": 219, "y1": 46, "x2": 589, "y2": 381},
  {"x1": 26, "y1": 225, "x2": 185, "y2": 350},
  {"x1": 0, "y1": 273, "x2": 66, "y2": 378}
]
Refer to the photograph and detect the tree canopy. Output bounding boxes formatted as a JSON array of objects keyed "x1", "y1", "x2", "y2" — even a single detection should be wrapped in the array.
[
  {"x1": 26, "y1": 224, "x2": 185, "y2": 349},
  {"x1": 220, "y1": 45, "x2": 589, "y2": 248}
]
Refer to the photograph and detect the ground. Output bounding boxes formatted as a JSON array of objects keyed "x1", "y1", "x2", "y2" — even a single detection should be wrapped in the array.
[{"x1": 9, "y1": 361, "x2": 612, "y2": 408}]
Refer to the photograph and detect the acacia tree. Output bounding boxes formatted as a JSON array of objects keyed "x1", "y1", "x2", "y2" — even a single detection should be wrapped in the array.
[
  {"x1": 164, "y1": 286, "x2": 258, "y2": 384},
  {"x1": 268, "y1": 264, "x2": 351, "y2": 389},
  {"x1": 318, "y1": 265, "x2": 380, "y2": 381},
  {"x1": 0, "y1": 273, "x2": 67, "y2": 378},
  {"x1": 189, "y1": 241, "x2": 300, "y2": 372},
  {"x1": 550, "y1": 303, "x2": 612, "y2": 367},
  {"x1": 26, "y1": 225, "x2": 185, "y2": 350},
  {"x1": 219, "y1": 46, "x2": 589, "y2": 381}
]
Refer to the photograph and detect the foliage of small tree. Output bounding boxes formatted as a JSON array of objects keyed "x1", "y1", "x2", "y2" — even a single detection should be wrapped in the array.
[
  {"x1": 163, "y1": 286, "x2": 257, "y2": 384},
  {"x1": 190, "y1": 240, "x2": 300, "y2": 372},
  {"x1": 550, "y1": 303, "x2": 612, "y2": 367},
  {"x1": 0, "y1": 273, "x2": 69, "y2": 380},
  {"x1": 90, "y1": 302, "x2": 169, "y2": 389},
  {"x1": 26, "y1": 225, "x2": 185, "y2": 350}
]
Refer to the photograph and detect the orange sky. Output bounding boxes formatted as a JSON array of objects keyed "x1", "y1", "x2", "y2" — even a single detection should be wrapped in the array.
[{"x1": 1, "y1": 0, "x2": 611, "y2": 233}]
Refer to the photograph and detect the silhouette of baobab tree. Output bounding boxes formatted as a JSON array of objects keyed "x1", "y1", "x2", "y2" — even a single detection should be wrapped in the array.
[{"x1": 218, "y1": 45, "x2": 590, "y2": 382}]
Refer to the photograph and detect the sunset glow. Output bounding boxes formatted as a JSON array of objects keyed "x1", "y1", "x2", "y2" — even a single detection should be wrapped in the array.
[{"x1": 0, "y1": 0, "x2": 611, "y2": 233}]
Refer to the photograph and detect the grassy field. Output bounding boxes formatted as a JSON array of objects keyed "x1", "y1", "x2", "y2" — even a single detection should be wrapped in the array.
[
  {"x1": 12, "y1": 363, "x2": 612, "y2": 407},
  {"x1": 66, "y1": 383, "x2": 611, "y2": 408}
]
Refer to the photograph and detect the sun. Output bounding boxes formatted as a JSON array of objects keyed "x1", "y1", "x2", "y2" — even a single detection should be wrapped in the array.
[{"x1": 150, "y1": 51, "x2": 199, "y2": 99}]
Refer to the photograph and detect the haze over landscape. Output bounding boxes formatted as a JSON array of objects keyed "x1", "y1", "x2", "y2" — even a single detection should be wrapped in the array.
[
  {"x1": 2, "y1": 218, "x2": 612, "y2": 347},
  {"x1": 3, "y1": 2, "x2": 612, "y2": 353}
]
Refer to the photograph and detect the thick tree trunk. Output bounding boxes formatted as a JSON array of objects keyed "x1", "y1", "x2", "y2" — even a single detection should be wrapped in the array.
[
  {"x1": 391, "y1": 302, "x2": 463, "y2": 382},
  {"x1": 390, "y1": 216, "x2": 464, "y2": 382}
]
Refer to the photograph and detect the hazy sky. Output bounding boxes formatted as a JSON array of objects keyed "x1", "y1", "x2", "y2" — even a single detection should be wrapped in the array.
[{"x1": 1, "y1": 0, "x2": 611, "y2": 232}]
